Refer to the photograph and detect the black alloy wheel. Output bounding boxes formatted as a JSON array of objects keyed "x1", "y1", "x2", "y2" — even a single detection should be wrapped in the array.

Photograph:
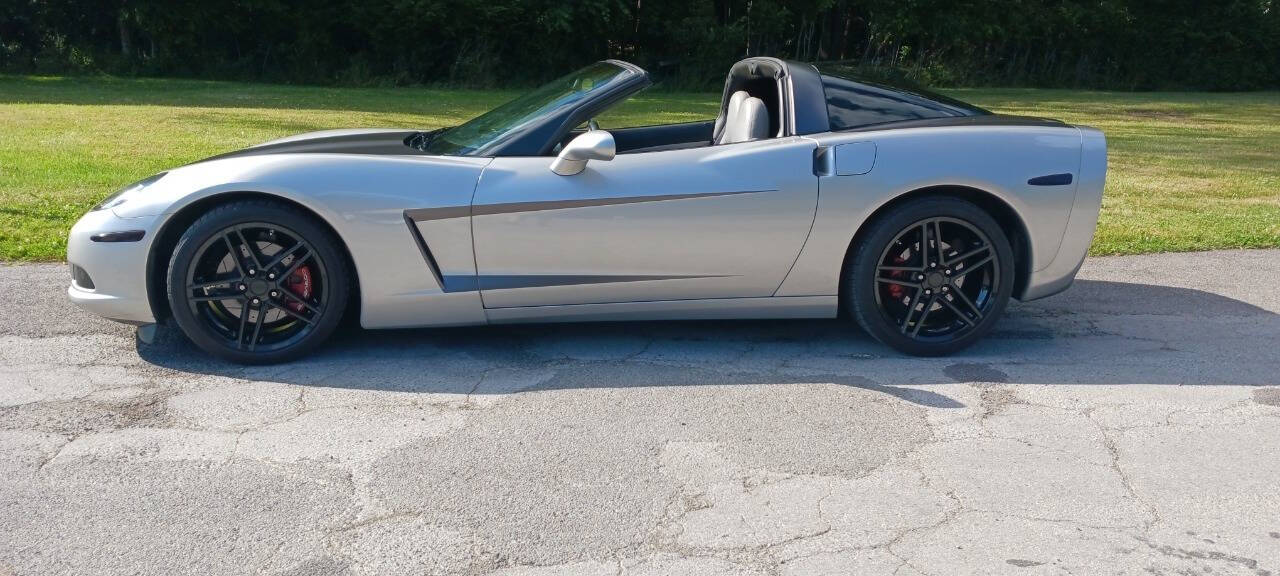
[
  {"x1": 167, "y1": 200, "x2": 349, "y2": 364},
  {"x1": 845, "y1": 197, "x2": 1014, "y2": 356}
]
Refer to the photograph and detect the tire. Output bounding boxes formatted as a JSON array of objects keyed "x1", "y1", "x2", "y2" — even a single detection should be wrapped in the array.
[
  {"x1": 844, "y1": 196, "x2": 1014, "y2": 356},
  {"x1": 166, "y1": 199, "x2": 350, "y2": 364}
]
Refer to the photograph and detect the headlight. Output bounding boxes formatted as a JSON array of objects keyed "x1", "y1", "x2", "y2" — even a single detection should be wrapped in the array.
[{"x1": 93, "y1": 172, "x2": 167, "y2": 211}]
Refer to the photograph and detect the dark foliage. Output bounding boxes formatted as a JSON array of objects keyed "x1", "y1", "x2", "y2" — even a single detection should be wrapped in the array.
[{"x1": 1, "y1": 0, "x2": 1276, "y2": 89}]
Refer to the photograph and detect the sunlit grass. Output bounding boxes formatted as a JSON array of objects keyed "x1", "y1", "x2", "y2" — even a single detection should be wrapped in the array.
[{"x1": 1, "y1": 75, "x2": 1276, "y2": 260}]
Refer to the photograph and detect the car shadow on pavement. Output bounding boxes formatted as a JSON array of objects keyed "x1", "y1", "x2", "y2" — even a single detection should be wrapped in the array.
[{"x1": 137, "y1": 280, "x2": 1280, "y2": 409}]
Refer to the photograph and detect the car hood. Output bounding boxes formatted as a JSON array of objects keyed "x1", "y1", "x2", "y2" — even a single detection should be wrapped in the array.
[
  {"x1": 110, "y1": 129, "x2": 490, "y2": 219},
  {"x1": 197, "y1": 128, "x2": 427, "y2": 163}
]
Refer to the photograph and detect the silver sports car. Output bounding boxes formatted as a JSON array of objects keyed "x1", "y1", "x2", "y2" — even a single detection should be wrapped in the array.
[{"x1": 68, "y1": 57, "x2": 1106, "y2": 363}]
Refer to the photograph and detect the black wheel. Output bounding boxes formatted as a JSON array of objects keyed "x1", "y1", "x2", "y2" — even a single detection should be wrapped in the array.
[
  {"x1": 845, "y1": 197, "x2": 1014, "y2": 356},
  {"x1": 166, "y1": 200, "x2": 350, "y2": 364}
]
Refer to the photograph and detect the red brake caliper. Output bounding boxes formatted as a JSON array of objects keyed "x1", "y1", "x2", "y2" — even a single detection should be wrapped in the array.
[
  {"x1": 286, "y1": 266, "x2": 312, "y2": 313},
  {"x1": 887, "y1": 253, "x2": 908, "y2": 301}
]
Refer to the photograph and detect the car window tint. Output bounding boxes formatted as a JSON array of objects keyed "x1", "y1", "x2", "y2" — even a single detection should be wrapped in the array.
[{"x1": 822, "y1": 76, "x2": 987, "y2": 131}]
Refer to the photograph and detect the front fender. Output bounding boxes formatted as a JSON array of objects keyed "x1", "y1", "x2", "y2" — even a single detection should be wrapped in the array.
[{"x1": 129, "y1": 153, "x2": 492, "y2": 328}]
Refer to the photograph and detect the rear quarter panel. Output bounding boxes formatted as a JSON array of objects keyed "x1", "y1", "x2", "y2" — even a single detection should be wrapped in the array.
[{"x1": 777, "y1": 125, "x2": 1084, "y2": 297}]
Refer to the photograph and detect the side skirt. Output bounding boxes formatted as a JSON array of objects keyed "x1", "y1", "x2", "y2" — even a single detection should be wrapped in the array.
[{"x1": 483, "y1": 295, "x2": 837, "y2": 324}]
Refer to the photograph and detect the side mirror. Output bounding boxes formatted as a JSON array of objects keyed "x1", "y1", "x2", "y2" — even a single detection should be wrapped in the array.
[{"x1": 551, "y1": 130, "x2": 615, "y2": 176}]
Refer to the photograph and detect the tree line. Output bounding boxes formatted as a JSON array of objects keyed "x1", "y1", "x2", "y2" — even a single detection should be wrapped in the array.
[{"x1": 2, "y1": 0, "x2": 1277, "y2": 90}]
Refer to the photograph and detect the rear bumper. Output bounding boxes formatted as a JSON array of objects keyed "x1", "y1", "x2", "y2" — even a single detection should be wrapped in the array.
[
  {"x1": 66, "y1": 209, "x2": 160, "y2": 324},
  {"x1": 1021, "y1": 126, "x2": 1106, "y2": 301}
]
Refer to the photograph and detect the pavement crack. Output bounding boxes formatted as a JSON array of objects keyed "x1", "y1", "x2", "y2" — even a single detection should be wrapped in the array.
[
  {"x1": 1083, "y1": 407, "x2": 1163, "y2": 532},
  {"x1": 34, "y1": 433, "x2": 74, "y2": 474}
]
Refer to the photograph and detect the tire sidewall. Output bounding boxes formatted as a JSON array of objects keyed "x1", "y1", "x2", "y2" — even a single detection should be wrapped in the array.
[
  {"x1": 166, "y1": 201, "x2": 349, "y2": 364},
  {"x1": 846, "y1": 197, "x2": 1015, "y2": 356}
]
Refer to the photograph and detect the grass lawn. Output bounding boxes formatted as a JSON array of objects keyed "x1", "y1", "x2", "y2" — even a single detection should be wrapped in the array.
[{"x1": 1, "y1": 75, "x2": 1277, "y2": 261}]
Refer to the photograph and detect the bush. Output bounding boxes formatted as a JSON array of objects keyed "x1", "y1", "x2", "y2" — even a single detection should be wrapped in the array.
[{"x1": 1, "y1": 0, "x2": 1275, "y2": 90}]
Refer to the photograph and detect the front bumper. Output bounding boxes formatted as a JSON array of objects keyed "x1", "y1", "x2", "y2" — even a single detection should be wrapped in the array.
[{"x1": 66, "y1": 209, "x2": 161, "y2": 324}]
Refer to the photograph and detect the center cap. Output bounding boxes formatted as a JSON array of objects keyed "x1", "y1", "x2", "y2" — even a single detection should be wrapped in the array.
[
  {"x1": 248, "y1": 279, "x2": 271, "y2": 296},
  {"x1": 925, "y1": 272, "x2": 947, "y2": 289}
]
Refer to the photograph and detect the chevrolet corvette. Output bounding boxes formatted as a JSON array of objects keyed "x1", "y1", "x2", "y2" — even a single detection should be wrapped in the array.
[{"x1": 67, "y1": 57, "x2": 1106, "y2": 363}]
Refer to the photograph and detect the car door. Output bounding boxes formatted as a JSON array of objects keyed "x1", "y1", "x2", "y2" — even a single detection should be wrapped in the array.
[{"x1": 470, "y1": 136, "x2": 819, "y2": 308}]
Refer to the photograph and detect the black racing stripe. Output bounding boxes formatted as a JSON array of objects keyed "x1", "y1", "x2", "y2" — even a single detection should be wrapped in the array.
[
  {"x1": 834, "y1": 114, "x2": 1068, "y2": 134},
  {"x1": 405, "y1": 206, "x2": 472, "y2": 221},
  {"x1": 471, "y1": 190, "x2": 768, "y2": 217},
  {"x1": 195, "y1": 130, "x2": 424, "y2": 164},
  {"x1": 473, "y1": 274, "x2": 731, "y2": 291}
]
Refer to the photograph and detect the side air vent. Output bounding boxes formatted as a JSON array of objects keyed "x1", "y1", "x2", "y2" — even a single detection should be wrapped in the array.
[
  {"x1": 70, "y1": 264, "x2": 95, "y2": 290},
  {"x1": 1028, "y1": 173, "x2": 1073, "y2": 186}
]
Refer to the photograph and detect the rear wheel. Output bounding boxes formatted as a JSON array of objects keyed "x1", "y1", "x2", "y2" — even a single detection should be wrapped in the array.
[
  {"x1": 845, "y1": 197, "x2": 1014, "y2": 356},
  {"x1": 166, "y1": 200, "x2": 349, "y2": 364}
]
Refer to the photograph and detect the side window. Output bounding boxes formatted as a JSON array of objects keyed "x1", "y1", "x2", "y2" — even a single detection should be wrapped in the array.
[
  {"x1": 591, "y1": 93, "x2": 718, "y2": 130},
  {"x1": 824, "y1": 77, "x2": 964, "y2": 130},
  {"x1": 554, "y1": 93, "x2": 719, "y2": 155}
]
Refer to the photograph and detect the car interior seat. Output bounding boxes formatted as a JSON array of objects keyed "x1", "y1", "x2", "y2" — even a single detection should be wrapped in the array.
[{"x1": 716, "y1": 90, "x2": 770, "y2": 144}]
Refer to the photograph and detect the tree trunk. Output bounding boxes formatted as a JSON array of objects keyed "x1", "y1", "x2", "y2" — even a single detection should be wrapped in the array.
[{"x1": 118, "y1": 9, "x2": 133, "y2": 57}]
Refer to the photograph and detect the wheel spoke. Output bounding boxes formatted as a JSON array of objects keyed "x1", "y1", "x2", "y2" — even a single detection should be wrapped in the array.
[
  {"x1": 952, "y1": 255, "x2": 994, "y2": 280},
  {"x1": 911, "y1": 296, "x2": 938, "y2": 337},
  {"x1": 280, "y1": 288, "x2": 321, "y2": 315},
  {"x1": 921, "y1": 221, "x2": 933, "y2": 266},
  {"x1": 235, "y1": 306, "x2": 250, "y2": 349},
  {"x1": 191, "y1": 293, "x2": 241, "y2": 303},
  {"x1": 280, "y1": 251, "x2": 313, "y2": 279},
  {"x1": 264, "y1": 241, "x2": 309, "y2": 272},
  {"x1": 222, "y1": 235, "x2": 247, "y2": 276},
  {"x1": 878, "y1": 265, "x2": 920, "y2": 273},
  {"x1": 940, "y1": 296, "x2": 976, "y2": 327},
  {"x1": 233, "y1": 228, "x2": 264, "y2": 269},
  {"x1": 947, "y1": 245, "x2": 990, "y2": 268},
  {"x1": 932, "y1": 219, "x2": 946, "y2": 264},
  {"x1": 899, "y1": 288, "x2": 924, "y2": 334},
  {"x1": 877, "y1": 277, "x2": 918, "y2": 288},
  {"x1": 951, "y1": 286, "x2": 984, "y2": 321},
  {"x1": 188, "y1": 277, "x2": 241, "y2": 292},
  {"x1": 247, "y1": 307, "x2": 267, "y2": 351},
  {"x1": 268, "y1": 302, "x2": 316, "y2": 326}
]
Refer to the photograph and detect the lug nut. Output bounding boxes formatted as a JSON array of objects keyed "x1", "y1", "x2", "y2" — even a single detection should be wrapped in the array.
[
  {"x1": 942, "y1": 286, "x2": 949, "y2": 292},
  {"x1": 248, "y1": 269, "x2": 256, "y2": 276},
  {"x1": 238, "y1": 284, "x2": 246, "y2": 292},
  {"x1": 924, "y1": 289, "x2": 932, "y2": 296},
  {"x1": 930, "y1": 262, "x2": 937, "y2": 268},
  {"x1": 269, "y1": 290, "x2": 279, "y2": 298},
  {"x1": 944, "y1": 269, "x2": 952, "y2": 275},
  {"x1": 267, "y1": 272, "x2": 275, "y2": 280}
]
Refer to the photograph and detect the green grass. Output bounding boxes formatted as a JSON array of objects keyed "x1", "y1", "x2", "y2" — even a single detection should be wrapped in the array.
[{"x1": 1, "y1": 75, "x2": 1277, "y2": 260}]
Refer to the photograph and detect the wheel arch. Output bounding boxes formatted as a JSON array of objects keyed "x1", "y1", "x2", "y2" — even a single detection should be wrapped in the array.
[
  {"x1": 837, "y1": 184, "x2": 1033, "y2": 315},
  {"x1": 145, "y1": 191, "x2": 361, "y2": 324}
]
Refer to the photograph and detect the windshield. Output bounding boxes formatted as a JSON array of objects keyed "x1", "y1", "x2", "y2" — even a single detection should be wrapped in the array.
[{"x1": 426, "y1": 62, "x2": 634, "y2": 156}]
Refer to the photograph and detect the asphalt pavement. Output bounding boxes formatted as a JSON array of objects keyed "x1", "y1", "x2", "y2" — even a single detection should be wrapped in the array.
[{"x1": 1, "y1": 250, "x2": 1278, "y2": 575}]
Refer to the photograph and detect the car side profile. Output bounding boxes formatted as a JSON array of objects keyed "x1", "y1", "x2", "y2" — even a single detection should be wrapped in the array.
[{"x1": 67, "y1": 57, "x2": 1106, "y2": 364}]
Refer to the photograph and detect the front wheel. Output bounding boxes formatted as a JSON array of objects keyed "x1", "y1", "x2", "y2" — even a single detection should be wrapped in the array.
[
  {"x1": 166, "y1": 200, "x2": 350, "y2": 364},
  {"x1": 845, "y1": 197, "x2": 1014, "y2": 356}
]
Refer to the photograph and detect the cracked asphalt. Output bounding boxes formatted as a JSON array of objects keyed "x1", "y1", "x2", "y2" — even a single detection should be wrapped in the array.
[{"x1": 2, "y1": 249, "x2": 1279, "y2": 575}]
